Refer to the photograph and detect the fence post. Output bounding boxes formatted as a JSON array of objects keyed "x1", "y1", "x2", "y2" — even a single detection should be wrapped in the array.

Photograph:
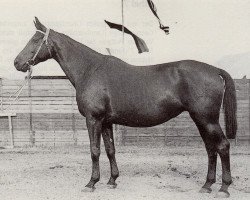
[
  {"x1": 28, "y1": 77, "x2": 35, "y2": 146},
  {"x1": 8, "y1": 115, "x2": 14, "y2": 147},
  {"x1": 71, "y1": 85, "x2": 77, "y2": 146},
  {"x1": 121, "y1": 126, "x2": 126, "y2": 145},
  {"x1": 249, "y1": 79, "x2": 250, "y2": 144},
  {"x1": 72, "y1": 100, "x2": 77, "y2": 145},
  {"x1": 0, "y1": 78, "x2": 2, "y2": 111}
]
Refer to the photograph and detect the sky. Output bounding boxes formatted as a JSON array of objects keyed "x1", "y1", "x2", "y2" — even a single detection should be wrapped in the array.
[{"x1": 0, "y1": 0, "x2": 249, "y2": 79}]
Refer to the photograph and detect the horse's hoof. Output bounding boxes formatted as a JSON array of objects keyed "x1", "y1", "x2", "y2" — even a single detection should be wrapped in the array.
[
  {"x1": 199, "y1": 187, "x2": 212, "y2": 193},
  {"x1": 107, "y1": 183, "x2": 117, "y2": 189},
  {"x1": 215, "y1": 190, "x2": 230, "y2": 198},
  {"x1": 82, "y1": 186, "x2": 95, "y2": 193}
]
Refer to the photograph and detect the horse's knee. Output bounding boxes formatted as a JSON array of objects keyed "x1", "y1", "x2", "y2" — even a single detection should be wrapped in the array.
[
  {"x1": 206, "y1": 123, "x2": 221, "y2": 135},
  {"x1": 91, "y1": 147, "x2": 100, "y2": 160},
  {"x1": 106, "y1": 147, "x2": 115, "y2": 158},
  {"x1": 217, "y1": 139, "x2": 230, "y2": 156}
]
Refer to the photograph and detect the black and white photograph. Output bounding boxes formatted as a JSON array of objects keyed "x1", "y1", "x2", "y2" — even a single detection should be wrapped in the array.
[{"x1": 0, "y1": 0, "x2": 249, "y2": 199}]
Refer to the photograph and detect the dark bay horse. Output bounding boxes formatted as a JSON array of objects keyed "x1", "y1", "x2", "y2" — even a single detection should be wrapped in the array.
[{"x1": 14, "y1": 18, "x2": 237, "y2": 198}]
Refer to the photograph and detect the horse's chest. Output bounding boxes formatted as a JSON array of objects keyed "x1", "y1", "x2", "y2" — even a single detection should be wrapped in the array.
[{"x1": 76, "y1": 86, "x2": 108, "y2": 117}]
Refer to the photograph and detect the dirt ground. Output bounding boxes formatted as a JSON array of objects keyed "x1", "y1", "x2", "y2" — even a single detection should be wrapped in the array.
[{"x1": 0, "y1": 144, "x2": 249, "y2": 200}]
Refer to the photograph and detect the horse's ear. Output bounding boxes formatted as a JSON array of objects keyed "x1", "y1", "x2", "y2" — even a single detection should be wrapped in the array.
[{"x1": 34, "y1": 17, "x2": 46, "y2": 32}]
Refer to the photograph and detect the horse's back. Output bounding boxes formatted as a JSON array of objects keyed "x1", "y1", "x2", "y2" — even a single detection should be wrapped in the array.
[{"x1": 105, "y1": 58, "x2": 223, "y2": 99}]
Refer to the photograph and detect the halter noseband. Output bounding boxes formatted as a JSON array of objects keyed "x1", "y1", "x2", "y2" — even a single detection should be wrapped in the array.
[{"x1": 26, "y1": 28, "x2": 52, "y2": 67}]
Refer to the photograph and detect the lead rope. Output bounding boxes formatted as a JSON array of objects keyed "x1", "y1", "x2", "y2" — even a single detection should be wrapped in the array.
[{"x1": 1, "y1": 67, "x2": 33, "y2": 112}]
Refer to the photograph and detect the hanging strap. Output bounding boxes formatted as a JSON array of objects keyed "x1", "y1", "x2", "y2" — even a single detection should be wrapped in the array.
[{"x1": 147, "y1": 0, "x2": 169, "y2": 35}]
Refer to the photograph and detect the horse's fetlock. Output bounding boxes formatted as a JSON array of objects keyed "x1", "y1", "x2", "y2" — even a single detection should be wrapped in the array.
[
  {"x1": 207, "y1": 178, "x2": 216, "y2": 184},
  {"x1": 223, "y1": 179, "x2": 232, "y2": 186},
  {"x1": 112, "y1": 171, "x2": 119, "y2": 179},
  {"x1": 92, "y1": 176, "x2": 100, "y2": 183}
]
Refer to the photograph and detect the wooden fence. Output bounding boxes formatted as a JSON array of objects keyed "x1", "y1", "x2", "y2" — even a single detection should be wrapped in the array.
[{"x1": 0, "y1": 76, "x2": 249, "y2": 147}]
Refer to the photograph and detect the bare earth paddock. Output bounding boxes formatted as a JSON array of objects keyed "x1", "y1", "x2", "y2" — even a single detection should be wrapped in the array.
[{"x1": 0, "y1": 144, "x2": 249, "y2": 200}]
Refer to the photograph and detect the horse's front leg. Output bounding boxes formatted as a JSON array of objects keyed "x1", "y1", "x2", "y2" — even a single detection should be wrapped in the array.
[
  {"x1": 102, "y1": 123, "x2": 119, "y2": 188},
  {"x1": 83, "y1": 116, "x2": 102, "y2": 192}
]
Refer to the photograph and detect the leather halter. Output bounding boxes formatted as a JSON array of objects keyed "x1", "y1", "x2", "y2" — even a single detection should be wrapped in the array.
[{"x1": 26, "y1": 28, "x2": 52, "y2": 67}]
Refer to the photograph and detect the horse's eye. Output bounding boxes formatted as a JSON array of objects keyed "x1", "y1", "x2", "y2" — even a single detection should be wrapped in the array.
[{"x1": 32, "y1": 38, "x2": 39, "y2": 43}]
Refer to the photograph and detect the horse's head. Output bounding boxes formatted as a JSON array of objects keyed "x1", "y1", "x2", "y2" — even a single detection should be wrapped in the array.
[{"x1": 14, "y1": 17, "x2": 53, "y2": 72}]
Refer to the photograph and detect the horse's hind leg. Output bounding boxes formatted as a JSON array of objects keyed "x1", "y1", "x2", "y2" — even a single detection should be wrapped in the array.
[
  {"x1": 200, "y1": 143, "x2": 218, "y2": 193},
  {"x1": 215, "y1": 134, "x2": 232, "y2": 198},
  {"x1": 191, "y1": 115, "x2": 232, "y2": 198},
  {"x1": 102, "y1": 123, "x2": 119, "y2": 188},
  {"x1": 192, "y1": 118, "x2": 218, "y2": 193}
]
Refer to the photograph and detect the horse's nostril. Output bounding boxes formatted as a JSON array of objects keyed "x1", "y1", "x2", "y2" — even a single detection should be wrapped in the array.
[
  {"x1": 14, "y1": 59, "x2": 18, "y2": 66},
  {"x1": 14, "y1": 58, "x2": 20, "y2": 68}
]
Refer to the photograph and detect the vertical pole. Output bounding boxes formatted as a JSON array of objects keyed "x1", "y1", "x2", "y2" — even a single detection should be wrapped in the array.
[
  {"x1": 249, "y1": 79, "x2": 250, "y2": 144},
  {"x1": 0, "y1": 78, "x2": 2, "y2": 111},
  {"x1": 164, "y1": 127, "x2": 167, "y2": 146},
  {"x1": 114, "y1": 124, "x2": 117, "y2": 142},
  {"x1": 0, "y1": 98, "x2": 2, "y2": 111},
  {"x1": 71, "y1": 88, "x2": 77, "y2": 146},
  {"x1": 105, "y1": 49, "x2": 120, "y2": 144},
  {"x1": 53, "y1": 122, "x2": 56, "y2": 148},
  {"x1": 121, "y1": 126, "x2": 123, "y2": 145},
  {"x1": 136, "y1": 128, "x2": 139, "y2": 143},
  {"x1": 28, "y1": 76, "x2": 34, "y2": 146},
  {"x1": 8, "y1": 115, "x2": 14, "y2": 148},
  {"x1": 121, "y1": 0, "x2": 125, "y2": 45},
  {"x1": 72, "y1": 113, "x2": 77, "y2": 145}
]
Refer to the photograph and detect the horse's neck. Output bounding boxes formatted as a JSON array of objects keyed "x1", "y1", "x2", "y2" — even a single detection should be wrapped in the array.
[{"x1": 51, "y1": 31, "x2": 104, "y2": 87}]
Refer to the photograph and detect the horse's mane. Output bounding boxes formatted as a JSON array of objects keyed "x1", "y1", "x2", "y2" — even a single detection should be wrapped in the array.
[{"x1": 54, "y1": 30, "x2": 103, "y2": 57}]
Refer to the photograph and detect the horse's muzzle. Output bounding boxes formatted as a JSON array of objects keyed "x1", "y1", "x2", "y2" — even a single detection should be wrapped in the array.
[{"x1": 14, "y1": 57, "x2": 29, "y2": 72}]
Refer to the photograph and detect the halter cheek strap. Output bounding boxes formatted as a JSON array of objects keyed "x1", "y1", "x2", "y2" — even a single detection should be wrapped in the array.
[{"x1": 26, "y1": 28, "x2": 52, "y2": 66}]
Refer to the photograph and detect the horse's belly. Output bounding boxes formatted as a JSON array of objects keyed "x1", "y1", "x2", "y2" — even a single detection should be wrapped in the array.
[{"x1": 109, "y1": 102, "x2": 184, "y2": 127}]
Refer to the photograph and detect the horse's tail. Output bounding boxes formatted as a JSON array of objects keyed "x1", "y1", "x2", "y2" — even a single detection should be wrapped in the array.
[{"x1": 219, "y1": 69, "x2": 237, "y2": 139}]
